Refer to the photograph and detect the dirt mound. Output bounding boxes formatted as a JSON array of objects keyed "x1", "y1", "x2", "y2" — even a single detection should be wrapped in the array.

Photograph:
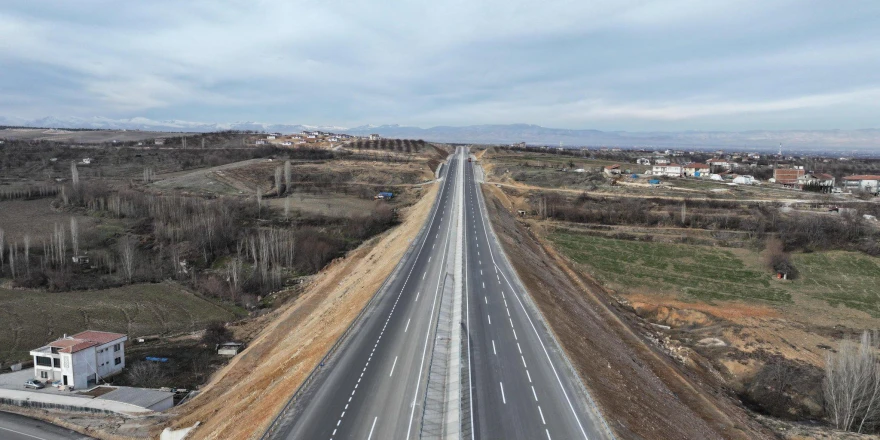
[{"x1": 631, "y1": 302, "x2": 715, "y2": 328}]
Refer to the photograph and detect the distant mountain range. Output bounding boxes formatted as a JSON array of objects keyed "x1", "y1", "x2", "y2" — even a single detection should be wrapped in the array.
[{"x1": 2, "y1": 116, "x2": 878, "y2": 152}]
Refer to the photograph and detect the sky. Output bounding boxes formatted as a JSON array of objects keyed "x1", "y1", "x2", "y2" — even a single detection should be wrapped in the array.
[{"x1": 1, "y1": 0, "x2": 879, "y2": 131}]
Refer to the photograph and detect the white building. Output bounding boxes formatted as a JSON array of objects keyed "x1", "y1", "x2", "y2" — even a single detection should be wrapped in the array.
[
  {"x1": 636, "y1": 158, "x2": 651, "y2": 166},
  {"x1": 843, "y1": 175, "x2": 880, "y2": 194},
  {"x1": 652, "y1": 164, "x2": 682, "y2": 177},
  {"x1": 30, "y1": 331, "x2": 127, "y2": 390},
  {"x1": 369, "y1": 134, "x2": 381, "y2": 141}
]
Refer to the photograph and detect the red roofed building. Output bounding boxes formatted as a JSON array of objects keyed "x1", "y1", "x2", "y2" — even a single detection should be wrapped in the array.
[
  {"x1": 682, "y1": 163, "x2": 710, "y2": 177},
  {"x1": 843, "y1": 175, "x2": 880, "y2": 194},
  {"x1": 773, "y1": 167, "x2": 806, "y2": 187},
  {"x1": 603, "y1": 164, "x2": 622, "y2": 177},
  {"x1": 30, "y1": 330, "x2": 127, "y2": 389}
]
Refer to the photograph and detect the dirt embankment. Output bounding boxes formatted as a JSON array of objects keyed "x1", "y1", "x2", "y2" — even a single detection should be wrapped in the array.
[
  {"x1": 161, "y1": 182, "x2": 440, "y2": 439},
  {"x1": 481, "y1": 184, "x2": 773, "y2": 440}
]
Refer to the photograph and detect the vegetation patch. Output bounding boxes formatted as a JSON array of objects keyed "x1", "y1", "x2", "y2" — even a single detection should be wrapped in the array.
[{"x1": 0, "y1": 282, "x2": 239, "y2": 366}]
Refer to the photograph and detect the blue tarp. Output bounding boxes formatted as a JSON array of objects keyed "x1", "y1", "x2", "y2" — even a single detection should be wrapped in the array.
[
  {"x1": 649, "y1": 179, "x2": 661, "y2": 185},
  {"x1": 378, "y1": 192, "x2": 393, "y2": 198},
  {"x1": 631, "y1": 174, "x2": 639, "y2": 179}
]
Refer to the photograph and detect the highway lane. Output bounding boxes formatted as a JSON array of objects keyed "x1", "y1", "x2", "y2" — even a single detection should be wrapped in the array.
[
  {"x1": 462, "y1": 148, "x2": 611, "y2": 440},
  {"x1": 0, "y1": 411, "x2": 93, "y2": 440},
  {"x1": 269, "y1": 149, "x2": 464, "y2": 440}
]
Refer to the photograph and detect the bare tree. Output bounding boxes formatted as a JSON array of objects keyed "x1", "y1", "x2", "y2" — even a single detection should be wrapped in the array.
[
  {"x1": 126, "y1": 362, "x2": 166, "y2": 388},
  {"x1": 70, "y1": 217, "x2": 79, "y2": 257},
  {"x1": 118, "y1": 235, "x2": 136, "y2": 284},
  {"x1": 23, "y1": 235, "x2": 30, "y2": 276},
  {"x1": 284, "y1": 196, "x2": 291, "y2": 218},
  {"x1": 70, "y1": 161, "x2": 79, "y2": 187},
  {"x1": 0, "y1": 227, "x2": 4, "y2": 266},
  {"x1": 274, "y1": 165, "x2": 283, "y2": 195},
  {"x1": 256, "y1": 187, "x2": 262, "y2": 217},
  {"x1": 284, "y1": 160, "x2": 292, "y2": 195},
  {"x1": 825, "y1": 331, "x2": 880, "y2": 433}
]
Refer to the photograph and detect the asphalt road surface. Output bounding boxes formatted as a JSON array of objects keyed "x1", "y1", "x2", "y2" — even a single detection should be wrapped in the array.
[
  {"x1": 267, "y1": 147, "x2": 609, "y2": 439},
  {"x1": 0, "y1": 411, "x2": 93, "y2": 440},
  {"x1": 270, "y1": 149, "x2": 463, "y2": 440},
  {"x1": 462, "y1": 150, "x2": 609, "y2": 440}
]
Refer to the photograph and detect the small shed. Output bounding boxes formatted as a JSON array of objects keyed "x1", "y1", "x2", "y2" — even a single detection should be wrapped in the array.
[{"x1": 217, "y1": 342, "x2": 244, "y2": 357}]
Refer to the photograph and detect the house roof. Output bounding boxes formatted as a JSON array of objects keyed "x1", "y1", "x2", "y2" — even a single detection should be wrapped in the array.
[
  {"x1": 72, "y1": 331, "x2": 126, "y2": 345},
  {"x1": 843, "y1": 175, "x2": 880, "y2": 181},
  {"x1": 46, "y1": 331, "x2": 126, "y2": 354},
  {"x1": 684, "y1": 163, "x2": 709, "y2": 169}
]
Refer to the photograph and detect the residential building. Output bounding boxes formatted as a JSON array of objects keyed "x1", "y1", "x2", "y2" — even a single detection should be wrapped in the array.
[
  {"x1": 682, "y1": 163, "x2": 709, "y2": 177},
  {"x1": 773, "y1": 167, "x2": 805, "y2": 187},
  {"x1": 636, "y1": 158, "x2": 651, "y2": 166},
  {"x1": 255, "y1": 139, "x2": 268, "y2": 145},
  {"x1": 654, "y1": 157, "x2": 670, "y2": 165},
  {"x1": 797, "y1": 173, "x2": 835, "y2": 192},
  {"x1": 369, "y1": 134, "x2": 381, "y2": 141},
  {"x1": 280, "y1": 141, "x2": 293, "y2": 146},
  {"x1": 707, "y1": 159, "x2": 732, "y2": 172},
  {"x1": 603, "y1": 164, "x2": 622, "y2": 177},
  {"x1": 652, "y1": 163, "x2": 683, "y2": 177},
  {"x1": 154, "y1": 138, "x2": 165, "y2": 146},
  {"x1": 842, "y1": 175, "x2": 880, "y2": 194},
  {"x1": 30, "y1": 331, "x2": 128, "y2": 390},
  {"x1": 266, "y1": 135, "x2": 276, "y2": 140}
]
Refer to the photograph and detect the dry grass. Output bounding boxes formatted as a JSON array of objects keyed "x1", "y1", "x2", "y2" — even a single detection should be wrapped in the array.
[
  {"x1": 164, "y1": 182, "x2": 439, "y2": 440},
  {"x1": 0, "y1": 199, "x2": 97, "y2": 241}
]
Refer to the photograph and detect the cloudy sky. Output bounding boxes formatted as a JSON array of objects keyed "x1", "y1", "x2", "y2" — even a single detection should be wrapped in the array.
[{"x1": 1, "y1": 0, "x2": 879, "y2": 130}]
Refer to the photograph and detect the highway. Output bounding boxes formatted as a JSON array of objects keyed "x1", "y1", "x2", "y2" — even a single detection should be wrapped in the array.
[
  {"x1": 266, "y1": 147, "x2": 610, "y2": 439},
  {"x1": 462, "y1": 150, "x2": 609, "y2": 440},
  {"x1": 269, "y1": 148, "x2": 462, "y2": 440},
  {"x1": 0, "y1": 411, "x2": 93, "y2": 440}
]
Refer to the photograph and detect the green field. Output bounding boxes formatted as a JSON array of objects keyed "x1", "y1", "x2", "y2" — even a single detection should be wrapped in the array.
[
  {"x1": 793, "y1": 252, "x2": 880, "y2": 315},
  {"x1": 0, "y1": 282, "x2": 242, "y2": 366},
  {"x1": 550, "y1": 230, "x2": 880, "y2": 314}
]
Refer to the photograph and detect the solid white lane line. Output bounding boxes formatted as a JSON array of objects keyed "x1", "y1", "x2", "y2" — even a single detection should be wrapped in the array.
[
  {"x1": 487, "y1": 314, "x2": 491, "y2": 324},
  {"x1": 390, "y1": 356, "x2": 398, "y2": 377},
  {"x1": 522, "y1": 355, "x2": 527, "y2": 368},
  {"x1": 415, "y1": 291, "x2": 420, "y2": 301},
  {"x1": 428, "y1": 256, "x2": 431, "y2": 262},
  {"x1": 546, "y1": 429, "x2": 552, "y2": 440},
  {"x1": 500, "y1": 382, "x2": 507, "y2": 404},
  {"x1": 422, "y1": 272, "x2": 427, "y2": 280},
  {"x1": 492, "y1": 340, "x2": 497, "y2": 355},
  {"x1": 480, "y1": 269, "x2": 482, "y2": 275},
  {"x1": 367, "y1": 417, "x2": 378, "y2": 440},
  {"x1": 539, "y1": 405, "x2": 546, "y2": 424},
  {"x1": 482, "y1": 282, "x2": 485, "y2": 288},
  {"x1": 0, "y1": 425, "x2": 47, "y2": 440},
  {"x1": 527, "y1": 369, "x2": 532, "y2": 383},
  {"x1": 532, "y1": 385, "x2": 538, "y2": 401},
  {"x1": 517, "y1": 343, "x2": 522, "y2": 354},
  {"x1": 485, "y1": 296, "x2": 487, "y2": 304},
  {"x1": 404, "y1": 318, "x2": 411, "y2": 332}
]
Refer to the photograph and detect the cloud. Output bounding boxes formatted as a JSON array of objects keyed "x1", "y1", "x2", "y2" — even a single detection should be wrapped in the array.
[{"x1": 0, "y1": 0, "x2": 878, "y2": 130}]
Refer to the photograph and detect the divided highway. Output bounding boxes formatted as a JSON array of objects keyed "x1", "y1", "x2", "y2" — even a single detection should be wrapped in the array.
[
  {"x1": 462, "y1": 150, "x2": 609, "y2": 440},
  {"x1": 265, "y1": 147, "x2": 610, "y2": 440},
  {"x1": 268, "y1": 149, "x2": 463, "y2": 440}
]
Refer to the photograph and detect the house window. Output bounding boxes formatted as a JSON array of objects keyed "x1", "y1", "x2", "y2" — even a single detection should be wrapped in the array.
[
  {"x1": 114, "y1": 357, "x2": 121, "y2": 365},
  {"x1": 35, "y1": 356, "x2": 52, "y2": 367},
  {"x1": 40, "y1": 371, "x2": 48, "y2": 379},
  {"x1": 53, "y1": 358, "x2": 61, "y2": 368},
  {"x1": 114, "y1": 344, "x2": 120, "y2": 352}
]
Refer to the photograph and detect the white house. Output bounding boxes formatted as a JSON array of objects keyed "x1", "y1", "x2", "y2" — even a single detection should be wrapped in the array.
[
  {"x1": 652, "y1": 164, "x2": 682, "y2": 177},
  {"x1": 682, "y1": 163, "x2": 710, "y2": 177},
  {"x1": 255, "y1": 139, "x2": 268, "y2": 145},
  {"x1": 266, "y1": 135, "x2": 276, "y2": 140},
  {"x1": 280, "y1": 141, "x2": 293, "y2": 146},
  {"x1": 636, "y1": 158, "x2": 652, "y2": 166},
  {"x1": 707, "y1": 159, "x2": 732, "y2": 172},
  {"x1": 80, "y1": 158, "x2": 93, "y2": 165},
  {"x1": 30, "y1": 331, "x2": 127, "y2": 390},
  {"x1": 843, "y1": 175, "x2": 880, "y2": 194},
  {"x1": 654, "y1": 157, "x2": 671, "y2": 165},
  {"x1": 369, "y1": 134, "x2": 381, "y2": 141}
]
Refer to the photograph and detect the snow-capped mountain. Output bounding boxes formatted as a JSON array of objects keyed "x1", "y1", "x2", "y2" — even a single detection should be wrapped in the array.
[
  {"x1": 2, "y1": 116, "x2": 878, "y2": 151},
  {"x1": 0, "y1": 116, "x2": 347, "y2": 134}
]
